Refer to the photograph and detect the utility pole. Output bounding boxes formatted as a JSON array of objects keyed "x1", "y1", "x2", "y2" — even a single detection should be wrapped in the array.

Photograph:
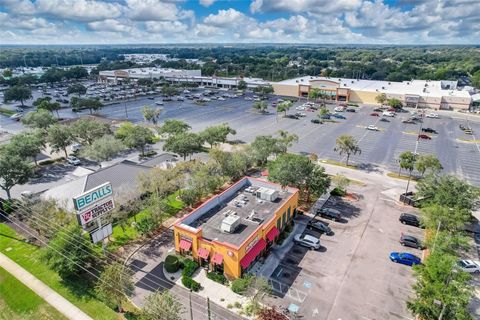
[
  {"x1": 403, "y1": 110, "x2": 425, "y2": 202},
  {"x1": 207, "y1": 297, "x2": 211, "y2": 320},
  {"x1": 189, "y1": 289, "x2": 194, "y2": 320}
]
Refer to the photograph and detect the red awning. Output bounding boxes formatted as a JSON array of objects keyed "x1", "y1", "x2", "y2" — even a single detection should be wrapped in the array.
[
  {"x1": 179, "y1": 239, "x2": 192, "y2": 251},
  {"x1": 240, "y1": 238, "x2": 267, "y2": 269},
  {"x1": 212, "y1": 253, "x2": 223, "y2": 265},
  {"x1": 266, "y1": 227, "x2": 280, "y2": 242},
  {"x1": 197, "y1": 247, "x2": 210, "y2": 260},
  {"x1": 261, "y1": 169, "x2": 269, "y2": 176}
]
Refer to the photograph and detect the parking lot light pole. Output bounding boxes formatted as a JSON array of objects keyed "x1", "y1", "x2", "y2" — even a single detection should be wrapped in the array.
[{"x1": 403, "y1": 110, "x2": 425, "y2": 203}]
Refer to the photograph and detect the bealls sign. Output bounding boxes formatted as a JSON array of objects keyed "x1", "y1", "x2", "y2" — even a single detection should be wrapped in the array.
[{"x1": 73, "y1": 182, "x2": 113, "y2": 212}]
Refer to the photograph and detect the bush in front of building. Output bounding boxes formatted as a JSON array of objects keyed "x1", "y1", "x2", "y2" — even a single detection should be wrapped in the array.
[
  {"x1": 181, "y1": 258, "x2": 199, "y2": 277},
  {"x1": 231, "y1": 275, "x2": 253, "y2": 295},
  {"x1": 207, "y1": 271, "x2": 227, "y2": 285},
  {"x1": 164, "y1": 255, "x2": 180, "y2": 273},
  {"x1": 330, "y1": 187, "x2": 347, "y2": 197},
  {"x1": 182, "y1": 275, "x2": 201, "y2": 292}
]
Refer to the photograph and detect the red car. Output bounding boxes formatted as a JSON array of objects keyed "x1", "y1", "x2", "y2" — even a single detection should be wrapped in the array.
[
  {"x1": 370, "y1": 113, "x2": 380, "y2": 117},
  {"x1": 418, "y1": 134, "x2": 432, "y2": 140},
  {"x1": 388, "y1": 108, "x2": 396, "y2": 112}
]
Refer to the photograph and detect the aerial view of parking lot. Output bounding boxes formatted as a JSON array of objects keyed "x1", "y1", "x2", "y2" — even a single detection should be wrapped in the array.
[{"x1": 1, "y1": 4, "x2": 480, "y2": 320}]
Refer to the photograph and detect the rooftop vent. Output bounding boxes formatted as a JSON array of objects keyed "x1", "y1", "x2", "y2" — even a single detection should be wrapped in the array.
[
  {"x1": 382, "y1": 87, "x2": 385, "y2": 90},
  {"x1": 351, "y1": 80, "x2": 354, "y2": 83},
  {"x1": 300, "y1": 79, "x2": 304, "y2": 82},
  {"x1": 388, "y1": 82, "x2": 391, "y2": 85},
  {"x1": 221, "y1": 215, "x2": 241, "y2": 233},
  {"x1": 256, "y1": 187, "x2": 278, "y2": 202}
]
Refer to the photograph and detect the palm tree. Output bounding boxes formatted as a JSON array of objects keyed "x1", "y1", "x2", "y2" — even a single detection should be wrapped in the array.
[
  {"x1": 398, "y1": 151, "x2": 417, "y2": 176},
  {"x1": 375, "y1": 93, "x2": 387, "y2": 106},
  {"x1": 253, "y1": 101, "x2": 268, "y2": 114},
  {"x1": 277, "y1": 101, "x2": 292, "y2": 117},
  {"x1": 334, "y1": 135, "x2": 361, "y2": 166}
]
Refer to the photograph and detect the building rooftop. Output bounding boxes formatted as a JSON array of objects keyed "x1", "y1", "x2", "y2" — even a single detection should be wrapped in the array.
[
  {"x1": 274, "y1": 76, "x2": 472, "y2": 99},
  {"x1": 177, "y1": 177, "x2": 296, "y2": 247}
]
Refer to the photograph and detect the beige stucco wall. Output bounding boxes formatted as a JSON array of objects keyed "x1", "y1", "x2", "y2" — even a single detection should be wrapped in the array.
[
  {"x1": 348, "y1": 90, "x2": 381, "y2": 104},
  {"x1": 272, "y1": 83, "x2": 299, "y2": 97}
]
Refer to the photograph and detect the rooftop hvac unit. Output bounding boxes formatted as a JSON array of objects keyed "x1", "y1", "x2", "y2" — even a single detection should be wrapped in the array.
[
  {"x1": 256, "y1": 187, "x2": 279, "y2": 202},
  {"x1": 221, "y1": 215, "x2": 241, "y2": 233}
]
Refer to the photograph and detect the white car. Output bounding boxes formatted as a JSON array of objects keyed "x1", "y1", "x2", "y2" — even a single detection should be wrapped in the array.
[
  {"x1": 66, "y1": 156, "x2": 81, "y2": 166},
  {"x1": 382, "y1": 111, "x2": 395, "y2": 117},
  {"x1": 155, "y1": 101, "x2": 164, "y2": 106},
  {"x1": 334, "y1": 106, "x2": 345, "y2": 112},
  {"x1": 244, "y1": 97, "x2": 253, "y2": 101},
  {"x1": 10, "y1": 113, "x2": 23, "y2": 121},
  {"x1": 296, "y1": 106, "x2": 306, "y2": 111},
  {"x1": 457, "y1": 260, "x2": 480, "y2": 274},
  {"x1": 293, "y1": 234, "x2": 321, "y2": 250},
  {"x1": 71, "y1": 143, "x2": 82, "y2": 152},
  {"x1": 218, "y1": 97, "x2": 226, "y2": 101},
  {"x1": 366, "y1": 125, "x2": 379, "y2": 131},
  {"x1": 426, "y1": 113, "x2": 439, "y2": 118}
]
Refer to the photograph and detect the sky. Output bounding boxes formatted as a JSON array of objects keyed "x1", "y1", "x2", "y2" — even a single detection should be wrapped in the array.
[{"x1": 0, "y1": 0, "x2": 479, "y2": 45}]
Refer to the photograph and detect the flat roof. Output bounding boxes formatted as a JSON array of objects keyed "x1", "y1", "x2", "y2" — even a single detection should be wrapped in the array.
[
  {"x1": 274, "y1": 76, "x2": 472, "y2": 99},
  {"x1": 177, "y1": 177, "x2": 296, "y2": 247}
]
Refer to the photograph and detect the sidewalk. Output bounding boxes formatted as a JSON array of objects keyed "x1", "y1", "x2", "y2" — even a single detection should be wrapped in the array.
[{"x1": 0, "y1": 252, "x2": 93, "y2": 320}]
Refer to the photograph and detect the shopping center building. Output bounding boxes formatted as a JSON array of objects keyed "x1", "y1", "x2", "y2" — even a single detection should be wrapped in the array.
[
  {"x1": 271, "y1": 76, "x2": 473, "y2": 110},
  {"x1": 173, "y1": 177, "x2": 299, "y2": 279}
]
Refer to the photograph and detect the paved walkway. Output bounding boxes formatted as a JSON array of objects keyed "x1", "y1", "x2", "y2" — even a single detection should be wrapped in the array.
[{"x1": 0, "y1": 252, "x2": 93, "y2": 320}]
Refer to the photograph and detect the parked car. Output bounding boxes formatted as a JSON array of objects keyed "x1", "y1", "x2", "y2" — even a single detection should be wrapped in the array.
[
  {"x1": 311, "y1": 119, "x2": 322, "y2": 124},
  {"x1": 457, "y1": 260, "x2": 480, "y2": 274},
  {"x1": 10, "y1": 113, "x2": 23, "y2": 121},
  {"x1": 346, "y1": 108, "x2": 356, "y2": 112},
  {"x1": 308, "y1": 220, "x2": 332, "y2": 235},
  {"x1": 370, "y1": 112, "x2": 380, "y2": 117},
  {"x1": 373, "y1": 108, "x2": 383, "y2": 112},
  {"x1": 334, "y1": 106, "x2": 345, "y2": 112},
  {"x1": 426, "y1": 113, "x2": 439, "y2": 118},
  {"x1": 293, "y1": 234, "x2": 321, "y2": 250},
  {"x1": 66, "y1": 156, "x2": 81, "y2": 166},
  {"x1": 317, "y1": 207, "x2": 341, "y2": 221},
  {"x1": 422, "y1": 128, "x2": 437, "y2": 134},
  {"x1": 400, "y1": 234, "x2": 423, "y2": 249},
  {"x1": 402, "y1": 119, "x2": 416, "y2": 124},
  {"x1": 382, "y1": 111, "x2": 395, "y2": 117},
  {"x1": 418, "y1": 134, "x2": 432, "y2": 140},
  {"x1": 389, "y1": 252, "x2": 421, "y2": 266},
  {"x1": 366, "y1": 125, "x2": 379, "y2": 131},
  {"x1": 332, "y1": 113, "x2": 346, "y2": 119},
  {"x1": 70, "y1": 143, "x2": 83, "y2": 152},
  {"x1": 155, "y1": 101, "x2": 164, "y2": 106},
  {"x1": 320, "y1": 114, "x2": 331, "y2": 119},
  {"x1": 379, "y1": 118, "x2": 390, "y2": 122},
  {"x1": 286, "y1": 114, "x2": 299, "y2": 120},
  {"x1": 399, "y1": 213, "x2": 423, "y2": 228}
]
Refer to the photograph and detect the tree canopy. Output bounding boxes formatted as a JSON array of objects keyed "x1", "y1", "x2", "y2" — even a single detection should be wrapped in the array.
[
  {"x1": 158, "y1": 119, "x2": 191, "y2": 136},
  {"x1": 21, "y1": 109, "x2": 57, "y2": 131},
  {"x1": 334, "y1": 135, "x2": 361, "y2": 166},
  {"x1": 163, "y1": 132, "x2": 203, "y2": 160},
  {"x1": 3, "y1": 85, "x2": 32, "y2": 106}
]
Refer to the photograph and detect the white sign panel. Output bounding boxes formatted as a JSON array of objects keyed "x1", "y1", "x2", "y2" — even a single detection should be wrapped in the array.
[
  {"x1": 77, "y1": 198, "x2": 115, "y2": 226},
  {"x1": 90, "y1": 224, "x2": 113, "y2": 244},
  {"x1": 73, "y1": 182, "x2": 113, "y2": 212}
]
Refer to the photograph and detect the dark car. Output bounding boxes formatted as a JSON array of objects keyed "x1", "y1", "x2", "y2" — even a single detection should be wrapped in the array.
[
  {"x1": 402, "y1": 119, "x2": 416, "y2": 124},
  {"x1": 370, "y1": 112, "x2": 380, "y2": 117},
  {"x1": 332, "y1": 113, "x2": 346, "y2": 119},
  {"x1": 346, "y1": 108, "x2": 356, "y2": 112},
  {"x1": 400, "y1": 234, "x2": 423, "y2": 249},
  {"x1": 308, "y1": 220, "x2": 333, "y2": 235},
  {"x1": 373, "y1": 108, "x2": 383, "y2": 112},
  {"x1": 390, "y1": 252, "x2": 421, "y2": 266},
  {"x1": 379, "y1": 118, "x2": 390, "y2": 122},
  {"x1": 317, "y1": 207, "x2": 341, "y2": 221},
  {"x1": 311, "y1": 119, "x2": 322, "y2": 124},
  {"x1": 399, "y1": 213, "x2": 422, "y2": 228},
  {"x1": 418, "y1": 134, "x2": 432, "y2": 140},
  {"x1": 422, "y1": 128, "x2": 438, "y2": 134},
  {"x1": 320, "y1": 114, "x2": 331, "y2": 119},
  {"x1": 285, "y1": 114, "x2": 299, "y2": 120}
]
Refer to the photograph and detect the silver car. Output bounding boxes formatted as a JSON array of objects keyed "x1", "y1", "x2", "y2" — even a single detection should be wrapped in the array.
[{"x1": 293, "y1": 234, "x2": 321, "y2": 250}]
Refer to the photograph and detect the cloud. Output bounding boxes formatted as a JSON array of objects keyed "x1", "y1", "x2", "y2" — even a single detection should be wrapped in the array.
[
  {"x1": 126, "y1": 0, "x2": 193, "y2": 21},
  {"x1": 200, "y1": 0, "x2": 216, "y2": 7},
  {"x1": 145, "y1": 21, "x2": 189, "y2": 33},
  {"x1": 0, "y1": 0, "x2": 36, "y2": 15},
  {"x1": 250, "y1": 0, "x2": 363, "y2": 14},
  {"x1": 87, "y1": 19, "x2": 133, "y2": 33},
  {"x1": 35, "y1": 0, "x2": 123, "y2": 22},
  {"x1": 203, "y1": 9, "x2": 254, "y2": 27}
]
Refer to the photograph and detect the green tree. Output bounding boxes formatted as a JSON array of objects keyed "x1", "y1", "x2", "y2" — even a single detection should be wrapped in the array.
[
  {"x1": 415, "y1": 154, "x2": 443, "y2": 177},
  {"x1": 163, "y1": 132, "x2": 203, "y2": 160},
  {"x1": 81, "y1": 135, "x2": 125, "y2": 165},
  {"x1": 0, "y1": 153, "x2": 33, "y2": 199},
  {"x1": 200, "y1": 124, "x2": 236, "y2": 148},
  {"x1": 4, "y1": 85, "x2": 32, "y2": 106},
  {"x1": 398, "y1": 151, "x2": 417, "y2": 176},
  {"x1": 141, "y1": 290, "x2": 184, "y2": 320},
  {"x1": 268, "y1": 153, "x2": 330, "y2": 202},
  {"x1": 79, "y1": 98, "x2": 103, "y2": 114},
  {"x1": 332, "y1": 174, "x2": 350, "y2": 193},
  {"x1": 407, "y1": 252, "x2": 473, "y2": 320},
  {"x1": 157, "y1": 119, "x2": 191, "y2": 136},
  {"x1": 416, "y1": 174, "x2": 480, "y2": 211},
  {"x1": 387, "y1": 98, "x2": 403, "y2": 109},
  {"x1": 65, "y1": 66, "x2": 88, "y2": 79},
  {"x1": 250, "y1": 135, "x2": 282, "y2": 165},
  {"x1": 21, "y1": 109, "x2": 57, "y2": 131},
  {"x1": 43, "y1": 225, "x2": 97, "y2": 279},
  {"x1": 141, "y1": 106, "x2": 162, "y2": 125},
  {"x1": 38, "y1": 100, "x2": 61, "y2": 118},
  {"x1": 2, "y1": 69, "x2": 12, "y2": 78},
  {"x1": 334, "y1": 135, "x2": 361, "y2": 166},
  {"x1": 46, "y1": 124, "x2": 73, "y2": 158},
  {"x1": 67, "y1": 83, "x2": 87, "y2": 97},
  {"x1": 308, "y1": 88, "x2": 321, "y2": 101},
  {"x1": 26, "y1": 199, "x2": 73, "y2": 239},
  {"x1": 421, "y1": 204, "x2": 471, "y2": 233},
  {"x1": 471, "y1": 70, "x2": 480, "y2": 88},
  {"x1": 318, "y1": 107, "x2": 329, "y2": 118},
  {"x1": 253, "y1": 101, "x2": 268, "y2": 114},
  {"x1": 237, "y1": 80, "x2": 247, "y2": 90},
  {"x1": 70, "y1": 118, "x2": 111, "y2": 146},
  {"x1": 209, "y1": 147, "x2": 254, "y2": 181},
  {"x1": 33, "y1": 96, "x2": 52, "y2": 107},
  {"x1": 5, "y1": 131, "x2": 45, "y2": 165},
  {"x1": 375, "y1": 93, "x2": 387, "y2": 105},
  {"x1": 95, "y1": 262, "x2": 134, "y2": 312},
  {"x1": 277, "y1": 101, "x2": 292, "y2": 117},
  {"x1": 276, "y1": 130, "x2": 298, "y2": 153},
  {"x1": 116, "y1": 124, "x2": 155, "y2": 156},
  {"x1": 161, "y1": 85, "x2": 178, "y2": 97}
]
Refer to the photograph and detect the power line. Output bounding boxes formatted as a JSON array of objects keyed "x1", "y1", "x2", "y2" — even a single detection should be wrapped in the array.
[{"x1": 5, "y1": 201, "x2": 234, "y2": 319}]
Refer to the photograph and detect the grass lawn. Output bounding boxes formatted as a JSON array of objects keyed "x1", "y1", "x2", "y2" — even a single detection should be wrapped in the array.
[
  {"x1": 0, "y1": 266, "x2": 67, "y2": 320},
  {"x1": 106, "y1": 192, "x2": 184, "y2": 251},
  {"x1": 319, "y1": 159, "x2": 358, "y2": 170},
  {"x1": 386, "y1": 172, "x2": 420, "y2": 181},
  {"x1": 0, "y1": 108, "x2": 15, "y2": 116},
  {"x1": 0, "y1": 224, "x2": 119, "y2": 320}
]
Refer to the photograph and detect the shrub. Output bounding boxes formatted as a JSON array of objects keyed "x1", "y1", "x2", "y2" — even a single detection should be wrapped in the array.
[
  {"x1": 207, "y1": 271, "x2": 227, "y2": 285},
  {"x1": 182, "y1": 275, "x2": 201, "y2": 292},
  {"x1": 234, "y1": 301, "x2": 242, "y2": 308},
  {"x1": 182, "y1": 259, "x2": 198, "y2": 277},
  {"x1": 227, "y1": 304, "x2": 233, "y2": 309},
  {"x1": 164, "y1": 255, "x2": 180, "y2": 273},
  {"x1": 231, "y1": 275, "x2": 253, "y2": 295},
  {"x1": 330, "y1": 187, "x2": 347, "y2": 197}
]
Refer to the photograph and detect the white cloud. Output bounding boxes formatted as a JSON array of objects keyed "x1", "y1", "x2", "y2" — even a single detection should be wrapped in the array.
[
  {"x1": 250, "y1": 0, "x2": 363, "y2": 14},
  {"x1": 126, "y1": 0, "x2": 192, "y2": 21},
  {"x1": 203, "y1": 9, "x2": 254, "y2": 27},
  {"x1": 0, "y1": 0, "x2": 36, "y2": 15},
  {"x1": 35, "y1": 0, "x2": 123, "y2": 22},
  {"x1": 145, "y1": 21, "x2": 189, "y2": 33},
  {"x1": 87, "y1": 19, "x2": 133, "y2": 33},
  {"x1": 200, "y1": 0, "x2": 216, "y2": 7}
]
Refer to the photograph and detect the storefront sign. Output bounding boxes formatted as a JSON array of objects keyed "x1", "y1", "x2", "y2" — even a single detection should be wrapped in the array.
[
  {"x1": 73, "y1": 182, "x2": 113, "y2": 212},
  {"x1": 245, "y1": 235, "x2": 259, "y2": 253},
  {"x1": 77, "y1": 199, "x2": 115, "y2": 226}
]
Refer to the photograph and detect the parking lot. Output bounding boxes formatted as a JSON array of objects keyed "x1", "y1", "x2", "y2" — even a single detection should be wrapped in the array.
[
  {"x1": 2, "y1": 87, "x2": 480, "y2": 185},
  {"x1": 264, "y1": 182, "x2": 424, "y2": 320}
]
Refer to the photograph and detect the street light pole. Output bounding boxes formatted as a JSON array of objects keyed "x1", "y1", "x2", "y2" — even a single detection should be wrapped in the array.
[{"x1": 403, "y1": 110, "x2": 425, "y2": 201}]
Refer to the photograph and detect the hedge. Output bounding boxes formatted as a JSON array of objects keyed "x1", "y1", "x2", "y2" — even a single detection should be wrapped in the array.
[
  {"x1": 164, "y1": 255, "x2": 180, "y2": 273},
  {"x1": 231, "y1": 275, "x2": 253, "y2": 295},
  {"x1": 207, "y1": 271, "x2": 227, "y2": 285},
  {"x1": 182, "y1": 259, "x2": 198, "y2": 277},
  {"x1": 182, "y1": 276, "x2": 201, "y2": 292},
  {"x1": 330, "y1": 187, "x2": 347, "y2": 197}
]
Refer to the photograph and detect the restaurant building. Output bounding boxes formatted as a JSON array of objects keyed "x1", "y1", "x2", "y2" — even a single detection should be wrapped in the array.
[{"x1": 173, "y1": 177, "x2": 299, "y2": 279}]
